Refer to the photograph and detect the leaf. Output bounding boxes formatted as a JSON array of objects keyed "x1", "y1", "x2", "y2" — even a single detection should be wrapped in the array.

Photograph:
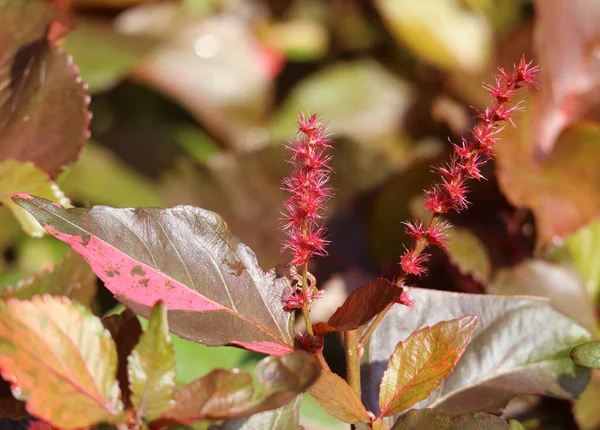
[
  {"x1": 363, "y1": 288, "x2": 591, "y2": 417},
  {"x1": 155, "y1": 351, "x2": 319, "y2": 425},
  {"x1": 220, "y1": 395, "x2": 302, "y2": 430},
  {"x1": 269, "y1": 60, "x2": 415, "y2": 149},
  {"x1": 128, "y1": 301, "x2": 176, "y2": 421},
  {"x1": 313, "y1": 279, "x2": 401, "y2": 336},
  {"x1": 60, "y1": 142, "x2": 165, "y2": 208},
  {"x1": 0, "y1": 295, "x2": 123, "y2": 428},
  {"x1": 102, "y1": 309, "x2": 143, "y2": 410},
  {"x1": 374, "y1": 0, "x2": 491, "y2": 72},
  {"x1": 307, "y1": 369, "x2": 370, "y2": 424},
  {"x1": 127, "y1": 3, "x2": 273, "y2": 149},
  {"x1": 1, "y1": 249, "x2": 96, "y2": 307},
  {"x1": 571, "y1": 341, "x2": 600, "y2": 369},
  {"x1": 574, "y1": 369, "x2": 600, "y2": 430},
  {"x1": 0, "y1": 0, "x2": 90, "y2": 179},
  {"x1": 531, "y1": 0, "x2": 600, "y2": 154},
  {"x1": 62, "y1": 19, "x2": 157, "y2": 93},
  {"x1": 379, "y1": 316, "x2": 477, "y2": 417},
  {"x1": 14, "y1": 195, "x2": 295, "y2": 355},
  {"x1": 487, "y1": 260, "x2": 597, "y2": 334},
  {"x1": 496, "y1": 117, "x2": 600, "y2": 245},
  {"x1": 390, "y1": 409, "x2": 510, "y2": 430},
  {"x1": 564, "y1": 218, "x2": 600, "y2": 302},
  {"x1": 0, "y1": 160, "x2": 70, "y2": 236}
]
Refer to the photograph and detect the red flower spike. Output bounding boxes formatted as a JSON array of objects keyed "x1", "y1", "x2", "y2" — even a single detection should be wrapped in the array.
[
  {"x1": 427, "y1": 221, "x2": 450, "y2": 250},
  {"x1": 281, "y1": 114, "x2": 333, "y2": 268},
  {"x1": 404, "y1": 220, "x2": 427, "y2": 240},
  {"x1": 400, "y1": 249, "x2": 429, "y2": 276},
  {"x1": 399, "y1": 58, "x2": 537, "y2": 279},
  {"x1": 396, "y1": 290, "x2": 415, "y2": 308}
]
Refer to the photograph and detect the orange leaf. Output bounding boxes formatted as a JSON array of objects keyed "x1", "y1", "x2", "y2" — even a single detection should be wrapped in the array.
[
  {"x1": 0, "y1": 296, "x2": 124, "y2": 428},
  {"x1": 378, "y1": 315, "x2": 477, "y2": 416},
  {"x1": 308, "y1": 370, "x2": 370, "y2": 424}
]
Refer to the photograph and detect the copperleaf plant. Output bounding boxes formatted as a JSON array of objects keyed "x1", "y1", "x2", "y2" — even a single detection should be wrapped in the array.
[{"x1": 0, "y1": 0, "x2": 594, "y2": 427}]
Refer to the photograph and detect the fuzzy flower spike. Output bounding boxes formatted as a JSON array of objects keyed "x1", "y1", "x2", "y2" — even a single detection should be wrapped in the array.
[
  {"x1": 280, "y1": 113, "x2": 332, "y2": 318},
  {"x1": 400, "y1": 57, "x2": 539, "y2": 279}
]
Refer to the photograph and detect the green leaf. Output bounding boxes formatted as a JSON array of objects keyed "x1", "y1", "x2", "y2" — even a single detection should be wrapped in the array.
[
  {"x1": 571, "y1": 341, "x2": 600, "y2": 369},
  {"x1": 375, "y1": 0, "x2": 491, "y2": 72},
  {"x1": 379, "y1": 316, "x2": 477, "y2": 416},
  {"x1": 60, "y1": 142, "x2": 165, "y2": 208},
  {"x1": 14, "y1": 195, "x2": 295, "y2": 355},
  {"x1": 565, "y1": 218, "x2": 600, "y2": 302},
  {"x1": 0, "y1": 160, "x2": 70, "y2": 236},
  {"x1": 307, "y1": 369, "x2": 370, "y2": 424},
  {"x1": 390, "y1": 409, "x2": 510, "y2": 430},
  {"x1": 0, "y1": 296, "x2": 124, "y2": 428},
  {"x1": 156, "y1": 351, "x2": 319, "y2": 425},
  {"x1": 487, "y1": 260, "x2": 597, "y2": 334},
  {"x1": 128, "y1": 301, "x2": 176, "y2": 421},
  {"x1": 1, "y1": 250, "x2": 96, "y2": 307},
  {"x1": 63, "y1": 19, "x2": 157, "y2": 93},
  {"x1": 364, "y1": 288, "x2": 591, "y2": 418},
  {"x1": 269, "y1": 60, "x2": 414, "y2": 148},
  {"x1": 0, "y1": 0, "x2": 90, "y2": 179}
]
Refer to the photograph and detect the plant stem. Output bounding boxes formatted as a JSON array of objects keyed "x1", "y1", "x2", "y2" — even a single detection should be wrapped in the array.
[
  {"x1": 345, "y1": 329, "x2": 361, "y2": 397},
  {"x1": 359, "y1": 301, "x2": 393, "y2": 350},
  {"x1": 301, "y1": 222, "x2": 315, "y2": 341},
  {"x1": 314, "y1": 349, "x2": 331, "y2": 371}
]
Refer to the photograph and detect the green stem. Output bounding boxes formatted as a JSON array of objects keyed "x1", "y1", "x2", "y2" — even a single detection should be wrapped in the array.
[
  {"x1": 301, "y1": 220, "x2": 315, "y2": 341},
  {"x1": 345, "y1": 329, "x2": 361, "y2": 397}
]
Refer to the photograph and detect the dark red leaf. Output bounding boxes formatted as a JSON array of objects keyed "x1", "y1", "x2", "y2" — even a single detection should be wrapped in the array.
[
  {"x1": 14, "y1": 195, "x2": 295, "y2": 355},
  {"x1": 102, "y1": 309, "x2": 143, "y2": 409},
  {"x1": 313, "y1": 278, "x2": 401, "y2": 336},
  {"x1": 0, "y1": 0, "x2": 90, "y2": 179}
]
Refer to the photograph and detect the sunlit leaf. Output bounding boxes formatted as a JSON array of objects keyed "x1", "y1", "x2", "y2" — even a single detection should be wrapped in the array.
[
  {"x1": 390, "y1": 409, "x2": 511, "y2": 430},
  {"x1": 571, "y1": 341, "x2": 600, "y2": 369},
  {"x1": 0, "y1": 296, "x2": 123, "y2": 428},
  {"x1": 0, "y1": 160, "x2": 70, "y2": 236},
  {"x1": 0, "y1": 0, "x2": 90, "y2": 179},
  {"x1": 102, "y1": 309, "x2": 143, "y2": 409},
  {"x1": 63, "y1": 19, "x2": 157, "y2": 93},
  {"x1": 60, "y1": 142, "x2": 164, "y2": 208},
  {"x1": 496, "y1": 117, "x2": 600, "y2": 245},
  {"x1": 531, "y1": 0, "x2": 600, "y2": 154},
  {"x1": 375, "y1": 0, "x2": 491, "y2": 72},
  {"x1": 0, "y1": 249, "x2": 96, "y2": 307},
  {"x1": 313, "y1": 278, "x2": 401, "y2": 336},
  {"x1": 574, "y1": 369, "x2": 600, "y2": 430},
  {"x1": 307, "y1": 369, "x2": 370, "y2": 424},
  {"x1": 487, "y1": 260, "x2": 597, "y2": 334},
  {"x1": 379, "y1": 316, "x2": 477, "y2": 416},
  {"x1": 124, "y1": 2, "x2": 273, "y2": 149},
  {"x1": 128, "y1": 301, "x2": 176, "y2": 421},
  {"x1": 269, "y1": 60, "x2": 414, "y2": 151},
  {"x1": 14, "y1": 195, "x2": 296, "y2": 355},
  {"x1": 364, "y1": 288, "x2": 591, "y2": 420},
  {"x1": 564, "y1": 219, "x2": 600, "y2": 302},
  {"x1": 155, "y1": 352, "x2": 319, "y2": 425}
]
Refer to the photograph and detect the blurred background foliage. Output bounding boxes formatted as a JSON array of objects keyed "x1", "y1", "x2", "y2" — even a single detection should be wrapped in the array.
[{"x1": 3, "y1": 0, "x2": 600, "y2": 428}]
